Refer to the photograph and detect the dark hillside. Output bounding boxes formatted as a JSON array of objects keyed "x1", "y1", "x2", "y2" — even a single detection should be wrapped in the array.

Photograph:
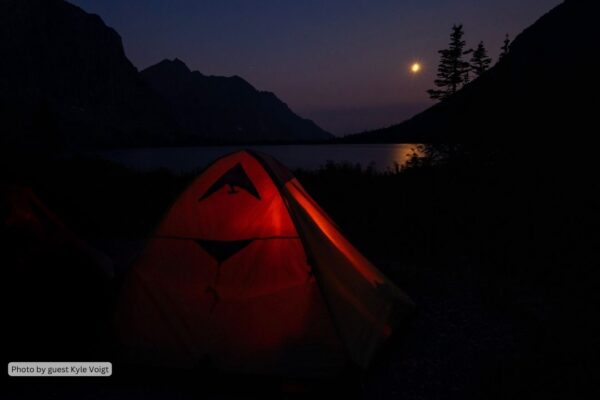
[{"x1": 346, "y1": 0, "x2": 600, "y2": 144}]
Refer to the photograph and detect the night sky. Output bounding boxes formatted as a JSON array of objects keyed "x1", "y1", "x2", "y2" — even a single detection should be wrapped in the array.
[{"x1": 70, "y1": 0, "x2": 560, "y2": 135}]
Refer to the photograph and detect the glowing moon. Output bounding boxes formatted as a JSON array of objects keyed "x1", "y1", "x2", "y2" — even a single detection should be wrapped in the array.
[{"x1": 410, "y1": 62, "x2": 422, "y2": 74}]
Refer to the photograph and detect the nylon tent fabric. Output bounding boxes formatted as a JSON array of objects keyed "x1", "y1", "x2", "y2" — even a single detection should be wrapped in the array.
[{"x1": 116, "y1": 150, "x2": 414, "y2": 377}]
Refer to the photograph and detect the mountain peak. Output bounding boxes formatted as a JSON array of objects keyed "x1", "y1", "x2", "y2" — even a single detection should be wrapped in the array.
[
  {"x1": 1, "y1": 1, "x2": 330, "y2": 147},
  {"x1": 150, "y1": 58, "x2": 193, "y2": 75},
  {"x1": 141, "y1": 59, "x2": 332, "y2": 142},
  {"x1": 0, "y1": 0, "x2": 181, "y2": 148}
]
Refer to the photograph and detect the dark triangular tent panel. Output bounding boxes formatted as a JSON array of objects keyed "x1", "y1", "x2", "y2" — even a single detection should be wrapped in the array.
[
  {"x1": 199, "y1": 163, "x2": 261, "y2": 200},
  {"x1": 116, "y1": 151, "x2": 413, "y2": 377},
  {"x1": 195, "y1": 239, "x2": 253, "y2": 264}
]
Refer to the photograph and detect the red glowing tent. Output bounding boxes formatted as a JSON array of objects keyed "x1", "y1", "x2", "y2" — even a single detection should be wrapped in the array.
[{"x1": 116, "y1": 150, "x2": 413, "y2": 376}]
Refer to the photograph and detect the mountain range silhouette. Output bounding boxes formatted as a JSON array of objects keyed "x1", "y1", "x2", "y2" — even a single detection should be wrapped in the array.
[
  {"x1": 0, "y1": 0, "x2": 330, "y2": 148},
  {"x1": 141, "y1": 59, "x2": 331, "y2": 143}
]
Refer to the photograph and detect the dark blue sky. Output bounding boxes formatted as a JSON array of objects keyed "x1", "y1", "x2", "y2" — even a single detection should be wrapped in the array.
[{"x1": 71, "y1": 0, "x2": 560, "y2": 135}]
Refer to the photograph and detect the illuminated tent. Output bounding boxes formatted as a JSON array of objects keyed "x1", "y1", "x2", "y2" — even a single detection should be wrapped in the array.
[{"x1": 116, "y1": 150, "x2": 413, "y2": 376}]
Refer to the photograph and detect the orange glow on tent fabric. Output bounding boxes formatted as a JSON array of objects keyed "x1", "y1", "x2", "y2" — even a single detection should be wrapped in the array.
[
  {"x1": 116, "y1": 150, "x2": 413, "y2": 376},
  {"x1": 285, "y1": 180, "x2": 386, "y2": 287},
  {"x1": 158, "y1": 152, "x2": 297, "y2": 240}
]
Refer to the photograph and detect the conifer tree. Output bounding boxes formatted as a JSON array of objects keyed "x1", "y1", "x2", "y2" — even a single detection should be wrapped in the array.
[
  {"x1": 470, "y1": 41, "x2": 492, "y2": 77},
  {"x1": 499, "y1": 34, "x2": 511, "y2": 59},
  {"x1": 428, "y1": 24, "x2": 471, "y2": 101}
]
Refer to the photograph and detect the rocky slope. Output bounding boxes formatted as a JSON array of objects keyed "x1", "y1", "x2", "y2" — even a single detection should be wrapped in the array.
[
  {"x1": 141, "y1": 59, "x2": 331, "y2": 143},
  {"x1": 0, "y1": 0, "x2": 182, "y2": 148}
]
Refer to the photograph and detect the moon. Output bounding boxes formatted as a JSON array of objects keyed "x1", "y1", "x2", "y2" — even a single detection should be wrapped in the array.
[{"x1": 410, "y1": 62, "x2": 422, "y2": 74}]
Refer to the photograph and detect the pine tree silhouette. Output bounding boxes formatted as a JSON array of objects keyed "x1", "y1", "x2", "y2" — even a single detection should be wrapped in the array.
[
  {"x1": 428, "y1": 24, "x2": 471, "y2": 101},
  {"x1": 470, "y1": 41, "x2": 492, "y2": 77},
  {"x1": 499, "y1": 34, "x2": 511, "y2": 59}
]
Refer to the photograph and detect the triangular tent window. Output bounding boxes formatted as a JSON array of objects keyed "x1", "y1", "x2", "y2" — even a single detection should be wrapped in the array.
[
  {"x1": 194, "y1": 239, "x2": 253, "y2": 264},
  {"x1": 199, "y1": 163, "x2": 261, "y2": 200}
]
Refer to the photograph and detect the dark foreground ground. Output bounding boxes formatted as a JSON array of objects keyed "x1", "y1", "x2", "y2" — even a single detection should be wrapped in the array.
[{"x1": 1, "y1": 144, "x2": 598, "y2": 399}]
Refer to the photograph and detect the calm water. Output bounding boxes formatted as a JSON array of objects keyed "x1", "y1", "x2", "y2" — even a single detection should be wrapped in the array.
[{"x1": 100, "y1": 144, "x2": 423, "y2": 173}]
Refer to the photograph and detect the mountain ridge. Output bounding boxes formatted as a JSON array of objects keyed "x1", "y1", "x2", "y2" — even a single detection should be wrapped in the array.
[
  {"x1": 0, "y1": 0, "x2": 330, "y2": 148},
  {"x1": 0, "y1": 0, "x2": 183, "y2": 148},
  {"x1": 141, "y1": 58, "x2": 332, "y2": 143}
]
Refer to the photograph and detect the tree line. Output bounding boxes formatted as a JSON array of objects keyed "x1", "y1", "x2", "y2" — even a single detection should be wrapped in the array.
[{"x1": 428, "y1": 25, "x2": 511, "y2": 101}]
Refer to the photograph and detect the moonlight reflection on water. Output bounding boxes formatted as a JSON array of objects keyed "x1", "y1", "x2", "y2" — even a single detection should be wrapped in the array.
[{"x1": 100, "y1": 144, "x2": 425, "y2": 173}]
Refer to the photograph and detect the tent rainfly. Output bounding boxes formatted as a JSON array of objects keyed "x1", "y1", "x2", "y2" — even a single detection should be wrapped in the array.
[{"x1": 116, "y1": 150, "x2": 414, "y2": 377}]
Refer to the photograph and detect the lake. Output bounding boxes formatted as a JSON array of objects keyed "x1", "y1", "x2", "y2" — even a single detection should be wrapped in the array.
[{"x1": 100, "y1": 144, "x2": 424, "y2": 173}]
